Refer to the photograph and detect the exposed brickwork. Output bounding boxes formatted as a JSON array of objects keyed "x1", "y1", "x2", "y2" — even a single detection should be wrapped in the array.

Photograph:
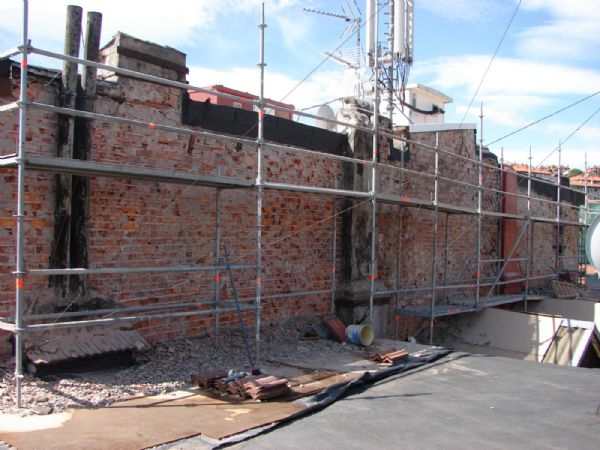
[{"x1": 0, "y1": 43, "x2": 582, "y2": 350}]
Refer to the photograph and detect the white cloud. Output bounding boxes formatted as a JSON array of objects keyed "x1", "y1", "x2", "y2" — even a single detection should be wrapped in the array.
[
  {"x1": 0, "y1": 1, "x2": 219, "y2": 49},
  {"x1": 413, "y1": 55, "x2": 600, "y2": 129},
  {"x1": 502, "y1": 143, "x2": 594, "y2": 170},
  {"x1": 452, "y1": 93, "x2": 557, "y2": 127},
  {"x1": 417, "y1": 0, "x2": 514, "y2": 23},
  {"x1": 516, "y1": 0, "x2": 600, "y2": 62},
  {"x1": 521, "y1": 0, "x2": 600, "y2": 19},
  {"x1": 415, "y1": 55, "x2": 600, "y2": 97},
  {"x1": 542, "y1": 120, "x2": 600, "y2": 142},
  {"x1": 272, "y1": 13, "x2": 316, "y2": 54},
  {"x1": 0, "y1": 0, "x2": 304, "y2": 52}
]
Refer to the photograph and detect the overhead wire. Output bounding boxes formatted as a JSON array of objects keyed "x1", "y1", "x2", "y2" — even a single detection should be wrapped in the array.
[
  {"x1": 486, "y1": 90, "x2": 600, "y2": 146},
  {"x1": 535, "y1": 105, "x2": 600, "y2": 167},
  {"x1": 459, "y1": 0, "x2": 522, "y2": 127}
]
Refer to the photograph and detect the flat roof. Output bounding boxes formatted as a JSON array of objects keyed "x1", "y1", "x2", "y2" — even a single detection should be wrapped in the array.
[{"x1": 219, "y1": 353, "x2": 600, "y2": 449}]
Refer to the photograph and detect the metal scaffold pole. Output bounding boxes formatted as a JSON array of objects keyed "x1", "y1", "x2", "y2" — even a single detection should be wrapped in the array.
[
  {"x1": 524, "y1": 148, "x2": 533, "y2": 311},
  {"x1": 395, "y1": 97, "x2": 406, "y2": 339},
  {"x1": 556, "y1": 141, "x2": 562, "y2": 276},
  {"x1": 584, "y1": 154, "x2": 589, "y2": 227},
  {"x1": 389, "y1": 0, "x2": 401, "y2": 339},
  {"x1": 214, "y1": 185, "x2": 221, "y2": 336},
  {"x1": 429, "y1": 132, "x2": 440, "y2": 345},
  {"x1": 394, "y1": 215, "x2": 402, "y2": 338},
  {"x1": 579, "y1": 153, "x2": 588, "y2": 284},
  {"x1": 476, "y1": 104, "x2": 483, "y2": 309},
  {"x1": 331, "y1": 200, "x2": 337, "y2": 315},
  {"x1": 497, "y1": 147, "x2": 504, "y2": 295},
  {"x1": 14, "y1": 0, "x2": 29, "y2": 409},
  {"x1": 442, "y1": 213, "x2": 449, "y2": 302},
  {"x1": 255, "y1": 3, "x2": 266, "y2": 357},
  {"x1": 368, "y1": 2, "x2": 380, "y2": 324}
]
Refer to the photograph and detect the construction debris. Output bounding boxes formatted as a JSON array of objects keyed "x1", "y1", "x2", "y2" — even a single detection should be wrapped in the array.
[
  {"x1": 369, "y1": 348, "x2": 409, "y2": 364},
  {"x1": 191, "y1": 370, "x2": 228, "y2": 390},
  {"x1": 323, "y1": 317, "x2": 347, "y2": 342},
  {"x1": 244, "y1": 376, "x2": 291, "y2": 400},
  {"x1": 191, "y1": 369, "x2": 291, "y2": 401}
]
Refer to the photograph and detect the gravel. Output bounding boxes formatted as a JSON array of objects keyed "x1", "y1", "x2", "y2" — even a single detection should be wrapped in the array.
[{"x1": 0, "y1": 316, "x2": 359, "y2": 416}]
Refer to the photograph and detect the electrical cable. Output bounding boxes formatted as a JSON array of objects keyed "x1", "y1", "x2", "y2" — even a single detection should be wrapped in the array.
[
  {"x1": 487, "y1": 90, "x2": 600, "y2": 146},
  {"x1": 459, "y1": 0, "x2": 522, "y2": 127},
  {"x1": 535, "y1": 105, "x2": 600, "y2": 167}
]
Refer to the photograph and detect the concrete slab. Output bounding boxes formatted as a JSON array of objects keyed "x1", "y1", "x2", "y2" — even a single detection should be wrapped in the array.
[{"x1": 227, "y1": 354, "x2": 600, "y2": 450}]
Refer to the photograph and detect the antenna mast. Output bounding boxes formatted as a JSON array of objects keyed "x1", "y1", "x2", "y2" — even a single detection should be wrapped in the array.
[
  {"x1": 303, "y1": 2, "x2": 363, "y2": 96},
  {"x1": 365, "y1": 0, "x2": 414, "y2": 126}
]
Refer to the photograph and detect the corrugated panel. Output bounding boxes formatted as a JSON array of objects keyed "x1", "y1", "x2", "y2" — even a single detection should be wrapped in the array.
[
  {"x1": 25, "y1": 325, "x2": 148, "y2": 364},
  {"x1": 543, "y1": 326, "x2": 587, "y2": 366}
]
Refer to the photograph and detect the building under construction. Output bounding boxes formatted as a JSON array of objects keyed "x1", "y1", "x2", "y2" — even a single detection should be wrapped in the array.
[{"x1": 0, "y1": 2, "x2": 597, "y2": 412}]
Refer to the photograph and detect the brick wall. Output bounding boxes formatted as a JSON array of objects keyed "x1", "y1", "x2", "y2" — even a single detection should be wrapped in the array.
[
  {"x1": 0, "y1": 48, "x2": 582, "y2": 351},
  {"x1": 375, "y1": 130, "x2": 504, "y2": 338}
]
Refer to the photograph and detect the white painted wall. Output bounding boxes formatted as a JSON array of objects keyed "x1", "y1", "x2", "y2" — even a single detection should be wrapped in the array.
[
  {"x1": 395, "y1": 84, "x2": 452, "y2": 126},
  {"x1": 515, "y1": 298, "x2": 600, "y2": 330},
  {"x1": 456, "y1": 308, "x2": 562, "y2": 362}
]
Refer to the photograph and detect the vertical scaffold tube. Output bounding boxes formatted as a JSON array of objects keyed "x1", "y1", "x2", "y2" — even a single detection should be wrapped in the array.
[
  {"x1": 214, "y1": 186, "x2": 221, "y2": 336},
  {"x1": 368, "y1": 1, "x2": 380, "y2": 324},
  {"x1": 556, "y1": 142, "x2": 562, "y2": 275},
  {"x1": 331, "y1": 200, "x2": 337, "y2": 315},
  {"x1": 14, "y1": 0, "x2": 30, "y2": 409},
  {"x1": 525, "y1": 149, "x2": 533, "y2": 311},
  {"x1": 255, "y1": 3, "x2": 266, "y2": 358},
  {"x1": 476, "y1": 104, "x2": 483, "y2": 309},
  {"x1": 429, "y1": 132, "x2": 439, "y2": 344}
]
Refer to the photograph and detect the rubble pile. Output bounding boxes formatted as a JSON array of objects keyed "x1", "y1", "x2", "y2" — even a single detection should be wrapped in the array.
[{"x1": 0, "y1": 316, "x2": 357, "y2": 415}]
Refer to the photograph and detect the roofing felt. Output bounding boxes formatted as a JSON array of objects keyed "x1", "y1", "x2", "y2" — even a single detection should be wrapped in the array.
[
  {"x1": 182, "y1": 93, "x2": 350, "y2": 156},
  {"x1": 217, "y1": 353, "x2": 600, "y2": 450}
]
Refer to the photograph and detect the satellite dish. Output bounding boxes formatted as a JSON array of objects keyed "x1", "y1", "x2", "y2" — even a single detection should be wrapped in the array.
[
  {"x1": 315, "y1": 105, "x2": 336, "y2": 131},
  {"x1": 586, "y1": 215, "x2": 600, "y2": 276}
]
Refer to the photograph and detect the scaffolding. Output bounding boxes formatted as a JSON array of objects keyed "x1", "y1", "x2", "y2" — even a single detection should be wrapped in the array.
[{"x1": 0, "y1": 1, "x2": 595, "y2": 408}]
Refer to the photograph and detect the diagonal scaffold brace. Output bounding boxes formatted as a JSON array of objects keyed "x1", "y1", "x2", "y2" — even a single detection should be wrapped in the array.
[{"x1": 223, "y1": 246, "x2": 256, "y2": 370}]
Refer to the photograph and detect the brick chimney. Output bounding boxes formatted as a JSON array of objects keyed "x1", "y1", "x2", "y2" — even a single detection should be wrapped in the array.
[{"x1": 98, "y1": 32, "x2": 188, "y2": 82}]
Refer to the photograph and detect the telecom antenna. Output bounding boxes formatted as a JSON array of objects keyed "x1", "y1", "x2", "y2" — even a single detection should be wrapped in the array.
[
  {"x1": 303, "y1": 1, "x2": 363, "y2": 95},
  {"x1": 365, "y1": 0, "x2": 414, "y2": 126}
]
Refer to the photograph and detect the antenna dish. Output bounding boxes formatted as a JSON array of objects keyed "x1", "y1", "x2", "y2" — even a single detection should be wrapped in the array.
[
  {"x1": 315, "y1": 105, "x2": 336, "y2": 131},
  {"x1": 586, "y1": 215, "x2": 600, "y2": 276}
]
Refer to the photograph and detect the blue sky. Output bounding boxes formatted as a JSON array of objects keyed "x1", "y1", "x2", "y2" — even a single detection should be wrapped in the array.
[{"x1": 1, "y1": 0, "x2": 598, "y2": 169}]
